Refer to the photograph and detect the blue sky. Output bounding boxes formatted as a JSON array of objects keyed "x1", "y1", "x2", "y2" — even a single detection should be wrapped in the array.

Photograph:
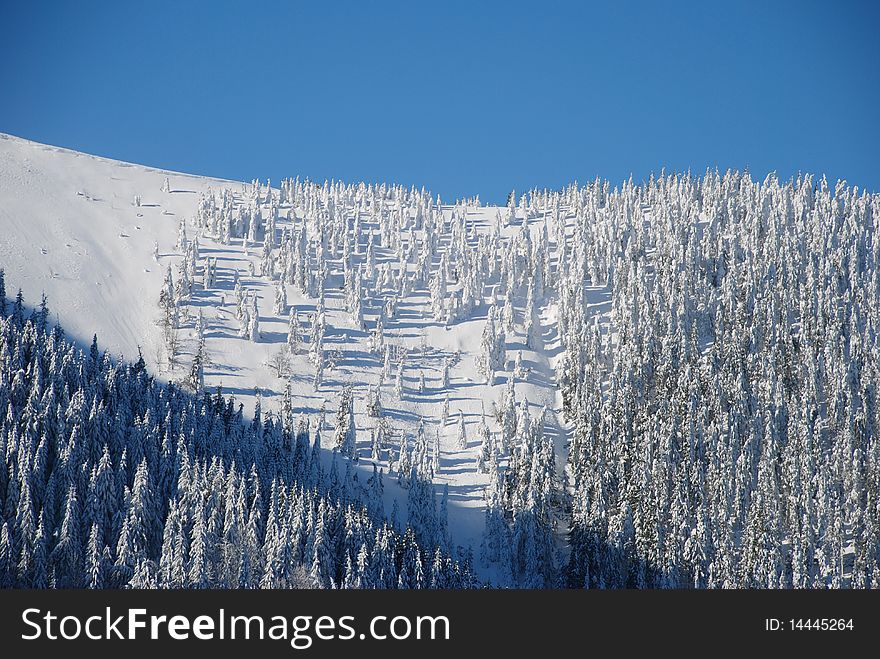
[{"x1": 2, "y1": 0, "x2": 878, "y2": 203}]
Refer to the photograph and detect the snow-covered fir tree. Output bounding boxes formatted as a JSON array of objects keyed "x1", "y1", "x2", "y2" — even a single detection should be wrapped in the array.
[
  {"x1": 273, "y1": 280, "x2": 287, "y2": 316},
  {"x1": 456, "y1": 411, "x2": 468, "y2": 450},
  {"x1": 287, "y1": 309, "x2": 300, "y2": 353}
]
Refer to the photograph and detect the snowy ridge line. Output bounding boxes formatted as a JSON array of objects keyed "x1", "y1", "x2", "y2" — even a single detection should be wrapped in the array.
[{"x1": 0, "y1": 132, "x2": 237, "y2": 185}]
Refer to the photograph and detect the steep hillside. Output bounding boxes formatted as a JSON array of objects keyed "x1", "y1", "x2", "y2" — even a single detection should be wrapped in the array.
[{"x1": 0, "y1": 134, "x2": 578, "y2": 577}]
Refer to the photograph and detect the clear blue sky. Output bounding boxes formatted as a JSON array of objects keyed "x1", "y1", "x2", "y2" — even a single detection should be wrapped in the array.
[{"x1": 2, "y1": 0, "x2": 878, "y2": 203}]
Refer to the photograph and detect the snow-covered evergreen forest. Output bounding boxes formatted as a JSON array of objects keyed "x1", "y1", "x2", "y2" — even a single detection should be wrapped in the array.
[
  {"x1": 0, "y1": 135, "x2": 878, "y2": 588},
  {"x1": 0, "y1": 282, "x2": 470, "y2": 588}
]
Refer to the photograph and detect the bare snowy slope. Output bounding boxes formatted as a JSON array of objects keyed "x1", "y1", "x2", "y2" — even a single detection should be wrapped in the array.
[
  {"x1": 0, "y1": 133, "x2": 594, "y2": 570},
  {"x1": 0, "y1": 133, "x2": 239, "y2": 359}
]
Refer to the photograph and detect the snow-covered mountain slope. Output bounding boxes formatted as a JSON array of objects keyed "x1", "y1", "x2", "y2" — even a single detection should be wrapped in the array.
[
  {"x1": 6, "y1": 133, "x2": 878, "y2": 590},
  {"x1": 0, "y1": 133, "x2": 589, "y2": 570},
  {"x1": 0, "y1": 132, "x2": 237, "y2": 358}
]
